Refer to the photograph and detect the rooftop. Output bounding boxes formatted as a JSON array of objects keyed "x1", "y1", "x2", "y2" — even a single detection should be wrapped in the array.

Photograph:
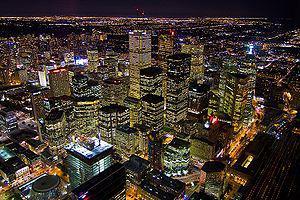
[
  {"x1": 140, "y1": 66, "x2": 163, "y2": 77},
  {"x1": 168, "y1": 137, "x2": 190, "y2": 149},
  {"x1": 141, "y1": 94, "x2": 164, "y2": 104},
  {"x1": 124, "y1": 155, "x2": 150, "y2": 174},
  {"x1": 65, "y1": 138, "x2": 113, "y2": 164},
  {"x1": 202, "y1": 161, "x2": 226, "y2": 173},
  {"x1": 32, "y1": 175, "x2": 60, "y2": 193},
  {"x1": 45, "y1": 109, "x2": 64, "y2": 121},
  {"x1": 100, "y1": 104, "x2": 128, "y2": 114}
]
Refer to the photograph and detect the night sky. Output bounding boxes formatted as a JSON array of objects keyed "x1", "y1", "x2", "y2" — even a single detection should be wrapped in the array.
[{"x1": 1, "y1": 0, "x2": 298, "y2": 20}]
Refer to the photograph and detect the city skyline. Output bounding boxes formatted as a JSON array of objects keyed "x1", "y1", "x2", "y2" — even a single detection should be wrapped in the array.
[
  {"x1": 0, "y1": 4, "x2": 299, "y2": 199},
  {"x1": 0, "y1": 0, "x2": 298, "y2": 21}
]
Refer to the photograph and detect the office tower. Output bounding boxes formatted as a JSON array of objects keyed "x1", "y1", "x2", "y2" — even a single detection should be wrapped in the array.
[
  {"x1": 44, "y1": 95, "x2": 74, "y2": 136},
  {"x1": 220, "y1": 73, "x2": 251, "y2": 132},
  {"x1": 163, "y1": 137, "x2": 190, "y2": 177},
  {"x1": 127, "y1": 30, "x2": 151, "y2": 127},
  {"x1": 158, "y1": 31, "x2": 175, "y2": 105},
  {"x1": 74, "y1": 97, "x2": 100, "y2": 135},
  {"x1": 44, "y1": 109, "x2": 67, "y2": 156},
  {"x1": 148, "y1": 131, "x2": 163, "y2": 170},
  {"x1": 65, "y1": 137, "x2": 113, "y2": 189},
  {"x1": 202, "y1": 161, "x2": 226, "y2": 199},
  {"x1": 181, "y1": 43, "x2": 205, "y2": 82},
  {"x1": 190, "y1": 135, "x2": 215, "y2": 164},
  {"x1": 30, "y1": 88, "x2": 50, "y2": 139},
  {"x1": 140, "y1": 66, "x2": 163, "y2": 97},
  {"x1": 72, "y1": 74, "x2": 101, "y2": 99},
  {"x1": 87, "y1": 50, "x2": 99, "y2": 72},
  {"x1": 72, "y1": 74, "x2": 88, "y2": 98},
  {"x1": 128, "y1": 30, "x2": 151, "y2": 99},
  {"x1": 104, "y1": 51, "x2": 118, "y2": 77},
  {"x1": 188, "y1": 81, "x2": 210, "y2": 117},
  {"x1": 72, "y1": 163, "x2": 126, "y2": 200},
  {"x1": 102, "y1": 77, "x2": 128, "y2": 106},
  {"x1": 49, "y1": 68, "x2": 71, "y2": 97},
  {"x1": 30, "y1": 175, "x2": 64, "y2": 200},
  {"x1": 166, "y1": 53, "x2": 191, "y2": 127},
  {"x1": 158, "y1": 31, "x2": 175, "y2": 72},
  {"x1": 141, "y1": 94, "x2": 164, "y2": 131},
  {"x1": 239, "y1": 53, "x2": 256, "y2": 123},
  {"x1": 0, "y1": 108, "x2": 18, "y2": 136},
  {"x1": 99, "y1": 104, "x2": 130, "y2": 144}
]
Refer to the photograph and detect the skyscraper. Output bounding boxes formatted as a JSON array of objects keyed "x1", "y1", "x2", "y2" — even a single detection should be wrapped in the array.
[
  {"x1": 65, "y1": 137, "x2": 113, "y2": 190},
  {"x1": 166, "y1": 53, "x2": 191, "y2": 127},
  {"x1": 126, "y1": 30, "x2": 151, "y2": 127},
  {"x1": 49, "y1": 68, "x2": 71, "y2": 97},
  {"x1": 158, "y1": 31, "x2": 175, "y2": 106},
  {"x1": 44, "y1": 109, "x2": 67, "y2": 156},
  {"x1": 99, "y1": 104, "x2": 130, "y2": 144},
  {"x1": 73, "y1": 97, "x2": 100, "y2": 135},
  {"x1": 148, "y1": 131, "x2": 163, "y2": 171},
  {"x1": 141, "y1": 94, "x2": 164, "y2": 131},
  {"x1": 181, "y1": 43, "x2": 205, "y2": 82},
  {"x1": 128, "y1": 30, "x2": 151, "y2": 99},
  {"x1": 87, "y1": 50, "x2": 99, "y2": 72},
  {"x1": 219, "y1": 73, "x2": 251, "y2": 132},
  {"x1": 140, "y1": 66, "x2": 163, "y2": 97}
]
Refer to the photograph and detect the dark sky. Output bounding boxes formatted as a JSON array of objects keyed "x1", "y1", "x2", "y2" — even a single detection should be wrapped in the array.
[{"x1": 0, "y1": 0, "x2": 299, "y2": 20}]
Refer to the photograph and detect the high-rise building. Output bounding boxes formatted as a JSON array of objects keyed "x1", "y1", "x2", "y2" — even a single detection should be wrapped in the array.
[
  {"x1": 181, "y1": 43, "x2": 205, "y2": 82},
  {"x1": 148, "y1": 131, "x2": 163, "y2": 170},
  {"x1": 49, "y1": 68, "x2": 71, "y2": 97},
  {"x1": 188, "y1": 81, "x2": 210, "y2": 117},
  {"x1": 44, "y1": 109, "x2": 67, "y2": 156},
  {"x1": 72, "y1": 163, "x2": 126, "y2": 200},
  {"x1": 87, "y1": 50, "x2": 99, "y2": 72},
  {"x1": 128, "y1": 30, "x2": 151, "y2": 99},
  {"x1": 99, "y1": 104, "x2": 130, "y2": 144},
  {"x1": 74, "y1": 97, "x2": 100, "y2": 135},
  {"x1": 124, "y1": 155, "x2": 151, "y2": 195},
  {"x1": 127, "y1": 30, "x2": 151, "y2": 127},
  {"x1": 65, "y1": 137, "x2": 113, "y2": 190},
  {"x1": 141, "y1": 94, "x2": 164, "y2": 131},
  {"x1": 158, "y1": 31, "x2": 175, "y2": 72},
  {"x1": 115, "y1": 124, "x2": 148, "y2": 160},
  {"x1": 140, "y1": 66, "x2": 163, "y2": 97},
  {"x1": 219, "y1": 73, "x2": 251, "y2": 132},
  {"x1": 163, "y1": 137, "x2": 190, "y2": 177},
  {"x1": 202, "y1": 161, "x2": 226, "y2": 199},
  {"x1": 165, "y1": 54, "x2": 191, "y2": 127},
  {"x1": 158, "y1": 31, "x2": 175, "y2": 106},
  {"x1": 72, "y1": 74, "x2": 101, "y2": 99},
  {"x1": 102, "y1": 77, "x2": 129, "y2": 106}
]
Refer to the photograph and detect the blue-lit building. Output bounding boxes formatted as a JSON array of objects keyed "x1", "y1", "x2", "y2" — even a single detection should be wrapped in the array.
[{"x1": 64, "y1": 138, "x2": 113, "y2": 189}]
